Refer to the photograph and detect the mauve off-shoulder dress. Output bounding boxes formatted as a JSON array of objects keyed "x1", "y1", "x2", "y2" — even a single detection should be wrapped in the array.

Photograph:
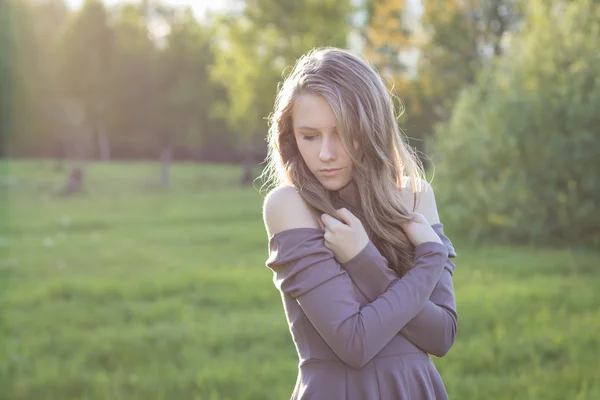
[{"x1": 265, "y1": 223, "x2": 457, "y2": 400}]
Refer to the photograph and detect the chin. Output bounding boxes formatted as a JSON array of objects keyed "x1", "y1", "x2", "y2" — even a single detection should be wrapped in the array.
[{"x1": 319, "y1": 177, "x2": 352, "y2": 192}]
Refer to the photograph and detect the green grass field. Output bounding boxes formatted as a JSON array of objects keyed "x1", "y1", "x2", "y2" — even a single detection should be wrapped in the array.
[{"x1": 2, "y1": 160, "x2": 599, "y2": 399}]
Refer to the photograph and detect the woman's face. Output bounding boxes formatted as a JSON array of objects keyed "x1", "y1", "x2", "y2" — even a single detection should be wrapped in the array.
[{"x1": 292, "y1": 92, "x2": 355, "y2": 191}]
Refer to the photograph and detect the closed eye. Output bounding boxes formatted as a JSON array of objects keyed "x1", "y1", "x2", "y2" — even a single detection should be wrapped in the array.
[{"x1": 302, "y1": 135, "x2": 317, "y2": 141}]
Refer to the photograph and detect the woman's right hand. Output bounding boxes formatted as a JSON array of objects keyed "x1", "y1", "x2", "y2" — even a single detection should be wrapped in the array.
[{"x1": 400, "y1": 212, "x2": 443, "y2": 247}]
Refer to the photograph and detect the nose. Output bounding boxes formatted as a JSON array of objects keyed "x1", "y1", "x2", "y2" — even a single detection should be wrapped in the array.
[{"x1": 319, "y1": 136, "x2": 337, "y2": 162}]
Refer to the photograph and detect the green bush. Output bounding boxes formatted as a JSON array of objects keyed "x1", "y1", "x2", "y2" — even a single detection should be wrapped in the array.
[{"x1": 431, "y1": 0, "x2": 600, "y2": 246}]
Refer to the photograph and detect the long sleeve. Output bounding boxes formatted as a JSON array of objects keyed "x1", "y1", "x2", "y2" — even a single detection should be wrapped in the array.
[
  {"x1": 266, "y1": 227, "x2": 448, "y2": 369},
  {"x1": 341, "y1": 223, "x2": 458, "y2": 357}
]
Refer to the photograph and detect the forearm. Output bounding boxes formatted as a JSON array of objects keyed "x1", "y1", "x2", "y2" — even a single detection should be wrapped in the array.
[
  {"x1": 341, "y1": 225, "x2": 458, "y2": 356},
  {"x1": 343, "y1": 254, "x2": 456, "y2": 356},
  {"x1": 398, "y1": 270, "x2": 457, "y2": 357},
  {"x1": 267, "y1": 228, "x2": 448, "y2": 369}
]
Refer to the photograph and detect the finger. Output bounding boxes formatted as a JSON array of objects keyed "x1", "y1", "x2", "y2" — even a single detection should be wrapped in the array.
[
  {"x1": 317, "y1": 218, "x2": 325, "y2": 231},
  {"x1": 324, "y1": 230, "x2": 333, "y2": 243},
  {"x1": 399, "y1": 213, "x2": 417, "y2": 225},
  {"x1": 335, "y1": 208, "x2": 356, "y2": 227},
  {"x1": 411, "y1": 212, "x2": 428, "y2": 224},
  {"x1": 321, "y1": 213, "x2": 344, "y2": 229}
]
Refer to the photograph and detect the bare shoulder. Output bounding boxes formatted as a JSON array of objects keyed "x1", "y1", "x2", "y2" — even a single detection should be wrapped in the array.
[
  {"x1": 262, "y1": 185, "x2": 320, "y2": 237},
  {"x1": 400, "y1": 177, "x2": 441, "y2": 225}
]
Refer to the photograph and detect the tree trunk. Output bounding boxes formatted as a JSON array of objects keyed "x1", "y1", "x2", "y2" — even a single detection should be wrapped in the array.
[
  {"x1": 161, "y1": 146, "x2": 173, "y2": 188},
  {"x1": 97, "y1": 126, "x2": 111, "y2": 161},
  {"x1": 241, "y1": 147, "x2": 254, "y2": 186},
  {"x1": 59, "y1": 99, "x2": 89, "y2": 195},
  {"x1": 59, "y1": 133, "x2": 88, "y2": 195},
  {"x1": 60, "y1": 163, "x2": 85, "y2": 195}
]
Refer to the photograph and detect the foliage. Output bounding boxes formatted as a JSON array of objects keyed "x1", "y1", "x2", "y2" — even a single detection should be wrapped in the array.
[
  {"x1": 59, "y1": 0, "x2": 113, "y2": 117},
  {"x1": 6, "y1": 0, "x2": 231, "y2": 162},
  {"x1": 362, "y1": 0, "x2": 522, "y2": 161},
  {"x1": 154, "y1": 8, "x2": 220, "y2": 153},
  {"x1": 0, "y1": 0, "x2": 14, "y2": 156},
  {"x1": 106, "y1": 2, "x2": 158, "y2": 153},
  {"x1": 56, "y1": 0, "x2": 114, "y2": 160},
  {"x1": 362, "y1": 0, "x2": 418, "y2": 77},
  {"x1": 7, "y1": 0, "x2": 70, "y2": 156},
  {"x1": 210, "y1": 0, "x2": 353, "y2": 151},
  {"x1": 432, "y1": 0, "x2": 600, "y2": 246}
]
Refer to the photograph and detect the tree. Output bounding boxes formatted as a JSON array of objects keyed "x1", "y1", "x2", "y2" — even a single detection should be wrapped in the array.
[
  {"x1": 5, "y1": 0, "x2": 52, "y2": 157},
  {"x1": 362, "y1": 0, "x2": 423, "y2": 79},
  {"x1": 106, "y1": 1, "x2": 157, "y2": 159},
  {"x1": 59, "y1": 0, "x2": 114, "y2": 166},
  {"x1": 32, "y1": 0, "x2": 70, "y2": 164},
  {"x1": 432, "y1": 0, "x2": 600, "y2": 246},
  {"x1": 153, "y1": 7, "x2": 220, "y2": 186},
  {"x1": 361, "y1": 0, "x2": 428, "y2": 160},
  {"x1": 211, "y1": 0, "x2": 353, "y2": 184},
  {"x1": 417, "y1": 0, "x2": 522, "y2": 119},
  {"x1": 104, "y1": 2, "x2": 226, "y2": 186},
  {"x1": 1, "y1": 0, "x2": 17, "y2": 158},
  {"x1": 362, "y1": 0, "x2": 522, "y2": 164}
]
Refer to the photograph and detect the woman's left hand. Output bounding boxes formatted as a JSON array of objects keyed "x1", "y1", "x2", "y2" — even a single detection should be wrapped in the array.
[{"x1": 319, "y1": 208, "x2": 370, "y2": 263}]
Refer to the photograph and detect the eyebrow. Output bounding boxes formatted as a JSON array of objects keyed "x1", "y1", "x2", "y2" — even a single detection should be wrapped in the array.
[{"x1": 295, "y1": 126, "x2": 337, "y2": 132}]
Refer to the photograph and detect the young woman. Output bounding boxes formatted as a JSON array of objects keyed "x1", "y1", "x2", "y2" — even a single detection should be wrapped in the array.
[{"x1": 261, "y1": 47, "x2": 458, "y2": 400}]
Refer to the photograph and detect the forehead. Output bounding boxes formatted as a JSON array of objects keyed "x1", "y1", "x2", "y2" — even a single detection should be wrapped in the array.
[{"x1": 292, "y1": 92, "x2": 337, "y2": 130}]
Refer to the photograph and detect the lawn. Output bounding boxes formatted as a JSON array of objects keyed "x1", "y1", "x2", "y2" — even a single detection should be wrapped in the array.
[{"x1": 2, "y1": 160, "x2": 599, "y2": 399}]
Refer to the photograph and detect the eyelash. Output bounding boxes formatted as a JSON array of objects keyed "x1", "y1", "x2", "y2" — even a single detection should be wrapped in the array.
[{"x1": 302, "y1": 135, "x2": 317, "y2": 141}]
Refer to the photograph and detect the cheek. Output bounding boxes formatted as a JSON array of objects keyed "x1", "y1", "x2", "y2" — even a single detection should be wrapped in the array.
[
  {"x1": 295, "y1": 140, "x2": 314, "y2": 164},
  {"x1": 293, "y1": 136, "x2": 305, "y2": 154}
]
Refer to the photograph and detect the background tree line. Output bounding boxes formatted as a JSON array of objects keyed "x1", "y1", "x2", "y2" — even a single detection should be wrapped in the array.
[{"x1": 2, "y1": 0, "x2": 598, "y2": 246}]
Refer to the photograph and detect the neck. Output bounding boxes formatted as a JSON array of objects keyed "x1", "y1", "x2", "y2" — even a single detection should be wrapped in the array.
[{"x1": 335, "y1": 179, "x2": 361, "y2": 210}]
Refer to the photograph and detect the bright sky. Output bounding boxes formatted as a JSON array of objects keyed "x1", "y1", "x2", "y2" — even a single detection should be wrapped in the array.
[{"x1": 65, "y1": 0, "x2": 231, "y2": 20}]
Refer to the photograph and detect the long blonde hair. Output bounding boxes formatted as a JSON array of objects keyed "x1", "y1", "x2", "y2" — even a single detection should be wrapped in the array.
[{"x1": 260, "y1": 47, "x2": 426, "y2": 276}]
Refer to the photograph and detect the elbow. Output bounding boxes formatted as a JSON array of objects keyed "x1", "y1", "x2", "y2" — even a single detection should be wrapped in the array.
[
  {"x1": 430, "y1": 321, "x2": 458, "y2": 358},
  {"x1": 429, "y1": 340, "x2": 453, "y2": 358},
  {"x1": 327, "y1": 321, "x2": 373, "y2": 369},
  {"x1": 335, "y1": 335, "x2": 372, "y2": 369}
]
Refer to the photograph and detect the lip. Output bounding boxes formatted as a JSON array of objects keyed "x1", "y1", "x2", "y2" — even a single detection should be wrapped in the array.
[{"x1": 320, "y1": 168, "x2": 342, "y2": 177}]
